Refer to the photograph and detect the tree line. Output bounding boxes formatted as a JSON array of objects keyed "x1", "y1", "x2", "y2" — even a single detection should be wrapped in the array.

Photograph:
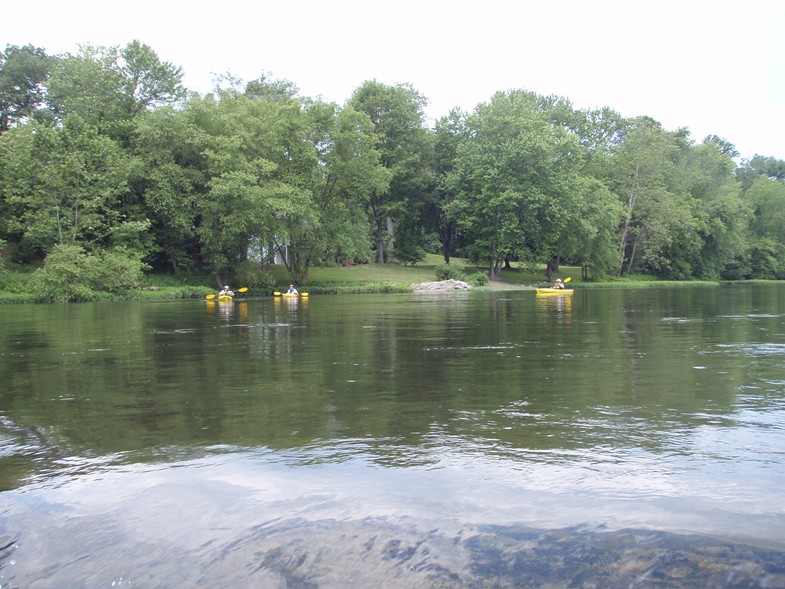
[{"x1": 2, "y1": 40, "x2": 785, "y2": 291}]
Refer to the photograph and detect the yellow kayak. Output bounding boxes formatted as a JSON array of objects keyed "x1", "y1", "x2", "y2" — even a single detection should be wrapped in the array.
[
  {"x1": 276, "y1": 292, "x2": 309, "y2": 298},
  {"x1": 217, "y1": 295, "x2": 233, "y2": 302},
  {"x1": 536, "y1": 288, "x2": 573, "y2": 295}
]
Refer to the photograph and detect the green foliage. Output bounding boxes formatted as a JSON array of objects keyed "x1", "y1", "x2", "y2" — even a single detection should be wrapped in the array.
[
  {"x1": 0, "y1": 269, "x2": 32, "y2": 294},
  {"x1": 46, "y1": 40, "x2": 185, "y2": 140},
  {"x1": 467, "y1": 272, "x2": 489, "y2": 286},
  {"x1": 188, "y1": 92, "x2": 317, "y2": 283},
  {"x1": 0, "y1": 115, "x2": 130, "y2": 258},
  {"x1": 29, "y1": 244, "x2": 148, "y2": 302},
  {"x1": 130, "y1": 105, "x2": 206, "y2": 272},
  {"x1": 0, "y1": 44, "x2": 53, "y2": 132},
  {"x1": 719, "y1": 254, "x2": 752, "y2": 281},
  {"x1": 447, "y1": 90, "x2": 586, "y2": 279},
  {"x1": 435, "y1": 263, "x2": 464, "y2": 281},
  {"x1": 91, "y1": 247, "x2": 149, "y2": 291},
  {"x1": 3, "y1": 37, "x2": 785, "y2": 297},
  {"x1": 29, "y1": 244, "x2": 99, "y2": 302},
  {"x1": 234, "y1": 261, "x2": 276, "y2": 291},
  {"x1": 393, "y1": 239, "x2": 426, "y2": 266},
  {"x1": 348, "y1": 80, "x2": 431, "y2": 263},
  {"x1": 747, "y1": 241, "x2": 783, "y2": 279}
]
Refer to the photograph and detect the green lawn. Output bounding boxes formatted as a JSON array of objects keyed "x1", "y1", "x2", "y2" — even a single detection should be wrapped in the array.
[
  {"x1": 268, "y1": 254, "x2": 567, "y2": 292},
  {"x1": 1, "y1": 253, "x2": 745, "y2": 304}
]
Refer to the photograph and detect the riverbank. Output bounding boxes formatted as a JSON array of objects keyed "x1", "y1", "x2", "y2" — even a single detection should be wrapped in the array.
[{"x1": 0, "y1": 254, "x2": 777, "y2": 303}]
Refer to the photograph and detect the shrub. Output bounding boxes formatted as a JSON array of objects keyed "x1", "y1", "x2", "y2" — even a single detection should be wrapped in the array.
[
  {"x1": 394, "y1": 241, "x2": 426, "y2": 266},
  {"x1": 467, "y1": 272, "x2": 489, "y2": 286},
  {"x1": 435, "y1": 263, "x2": 464, "y2": 281},
  {"x1": 29, "y1": 244, "x2": 149, "y2": 302},
  {"x1": 0, "y1": 270, "x2": 32, "y2": 294},
  {"x1": 90, "y1": 248, "x2": 149, "y2": 292},
  {"x1": 29, "y1": 244, "x2": 97, "y2": 302},
  {"x1": 235, "y1": 261, "x2": 277, "y2": 292}
]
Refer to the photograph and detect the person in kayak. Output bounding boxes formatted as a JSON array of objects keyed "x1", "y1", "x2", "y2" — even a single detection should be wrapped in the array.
[
  {"x1": 219, "y1": 285, "x2": 234, "y2": 297},
  {"x1": 287, "y1": 284, "x2": 299, "y2": 295},
  {"x1": 553, "y1": 279, "x2": 565, "y2": 289}
]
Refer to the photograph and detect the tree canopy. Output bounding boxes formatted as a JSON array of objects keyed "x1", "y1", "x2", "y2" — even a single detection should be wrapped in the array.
[{"x1": 2, "y1": 39, "x2": 785, "y2": 295}]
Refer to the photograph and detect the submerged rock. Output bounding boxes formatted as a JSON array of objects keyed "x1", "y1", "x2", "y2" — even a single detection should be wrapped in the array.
[{"x1": 412, "y1": 279, "x2": 471, "y2": 291}]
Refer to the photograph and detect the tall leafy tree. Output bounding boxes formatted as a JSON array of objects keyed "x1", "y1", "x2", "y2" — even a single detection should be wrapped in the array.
[
  {"x1": 608, "y1": 122, "x2": 753, "y2": 279},
  {"x1": 244, "y1": 72, "x2": 299, "y2": 103},
  {"x1": 737, "y1": 154, "x2": 785, "y2": 193},
  {"x1": 187, "y1": 91, "x2": 314, "y2": 285},
  {"x1": 0, "y1": 44, "x2": 53, "y2": 133},
  {"x1": 0, "y1": 116, "x2": 132, "y2": 258},
  {"x1": 686, "y1": 138, "x2": 749, "y2": 279},
  {"x1": 745, "y1": 176, "x2": 785, "y2": 278},
  {"x1": 424, "y1": 108, "x2": 469, "y2": 264},
  {"x1": 130, "y1": 105, "x2": 208, "y2": 272},
  {"x1": 47, "y1": 41, "x2": 185, "y2": 142},
  {"x1": 608, "y1": 120, "x2": 700, "y2": 277},
  {"x1": 348, "y1": 80, "x2": 430, "y2": 262},
  {"x1": 447, "y1": 90, "x2": 584, "y2": 279},
  {"x1": 300, "y1": 100, "x2": 390, "y2": 267},
  {"x1": 559, "y1": 177, "x2": 624, "y2": 280}
]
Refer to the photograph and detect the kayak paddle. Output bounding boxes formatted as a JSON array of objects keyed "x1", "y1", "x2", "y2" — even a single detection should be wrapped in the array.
[{"x1": 206, "y1": 287, "x2": 247, "y2": 300}]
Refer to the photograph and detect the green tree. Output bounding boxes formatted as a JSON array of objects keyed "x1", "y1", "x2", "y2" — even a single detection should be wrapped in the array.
[
  {"x1": 0, "y1": 44, "x2": 53, "y2": 133},
  {"x1": 447, "y1": 90, "x2": 584, "y2": 280},
  {"x1": 608, "y1": 122, "x2": 752, "y2": 280},
  {"x1": 737, "y1": 154, "x2": 785, "y2": 193},
  {"x1": 29, "y1": 243, "x2": 148, "y2": 302},
  {"x1": 746, "y1": 176, "x2": 785, "y2": 278},
  {"x1": 130, "y1": 105, "x2": 208, "y2": 273},
  {"x1": 244, "y1": 72, "x2": 299, "y2": 103},
  {"x1": 187, "y1": 91, "x2": 314, "y2": 285},
  {"x1": 549, "y1": 104, "x2": 627, "y2": 279},
  {"x1": 561, "y1": 177, "x2": 624, "y2": 280},
  {"x1": 687, "y1": 138, "x2": 749, "y2": 279},
  {"x1": 348, "y1": 80, "x2": 430, "y2": 263},
  {"x1": 300, "y1": 100, "x2": 390, "y2": 267},
  {"x1": 47, "y1": 41, "x2": 185, "y2": 141},
  {"x1": 0, "y1": 116, "x2": 131, "y2": 259},
  {"x1": 609, "y1": 120, "x2": 702, "y2": 278},
  {"x1": 424, "y1": 108, "x2": 469, "y2": 264}
]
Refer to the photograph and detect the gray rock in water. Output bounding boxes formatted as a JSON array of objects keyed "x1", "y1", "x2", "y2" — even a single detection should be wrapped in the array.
[{"x1": 412, "y1": 280, "x2": 471, "y2": 291}]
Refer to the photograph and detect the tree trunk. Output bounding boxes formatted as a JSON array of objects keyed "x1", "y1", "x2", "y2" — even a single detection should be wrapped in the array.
[
  {"x1": 625, "y1": 233, "x2": 639, "y2": 275},
  {"x1": 617, "y1": 163, "x2": 640, "y2": 277},
  {"x1": 385, "y1": 216, "x2": 395, "y2": 261},
  {"x1": 545, "y1": 255, "x2": 560, "y2": 280},
  {"x1": 375, "y1": 219, "x2": 385, "y2": 263},
  {"x1": 439, "y1": 221, "x2": 455, "y2": 264},
  {"x1": 489, "y1": 260, "x2": 502, "y2": 280},
  {"x1": 213, "y1": 270, "x2": 226, "y2": 289}
]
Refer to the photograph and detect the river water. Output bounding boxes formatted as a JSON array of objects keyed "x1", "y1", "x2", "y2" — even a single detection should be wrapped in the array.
[{"x1": 1, "y1": 285, "x2": 785, "y2": 588}]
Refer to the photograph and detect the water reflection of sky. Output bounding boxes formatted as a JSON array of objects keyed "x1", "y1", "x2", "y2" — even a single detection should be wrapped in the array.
[
  {"x1": 3, "y1": 413, "x2": 785, "y2": 586},
  {"x1": 3, "y1": 289, "x2": 785, "y2": 586}
]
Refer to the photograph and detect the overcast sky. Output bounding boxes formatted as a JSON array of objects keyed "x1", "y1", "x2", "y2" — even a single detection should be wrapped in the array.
[{"x1": 5, "y1": 0, "x2": 785, "y2": 160}]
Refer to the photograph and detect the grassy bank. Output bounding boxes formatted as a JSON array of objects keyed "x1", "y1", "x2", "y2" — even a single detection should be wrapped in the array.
[{"x1": 0, "y1": 255, "x2": 778, "y2": 303}]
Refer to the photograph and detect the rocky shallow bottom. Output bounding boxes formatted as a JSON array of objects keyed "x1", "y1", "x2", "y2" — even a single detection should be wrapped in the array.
[{"x1": 3, "y1": 518, "x2": 784, "y2": 588}]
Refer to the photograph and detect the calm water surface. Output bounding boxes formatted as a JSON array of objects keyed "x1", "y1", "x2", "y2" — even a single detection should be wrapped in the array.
[{"x1": 1, "y1": 286, "x2": 785, "y2": 587}]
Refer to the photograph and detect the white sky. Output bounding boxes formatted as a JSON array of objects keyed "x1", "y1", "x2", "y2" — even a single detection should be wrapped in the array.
[{"x1": 5, "y1": 0, "x2": 785, "y2": 160}]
